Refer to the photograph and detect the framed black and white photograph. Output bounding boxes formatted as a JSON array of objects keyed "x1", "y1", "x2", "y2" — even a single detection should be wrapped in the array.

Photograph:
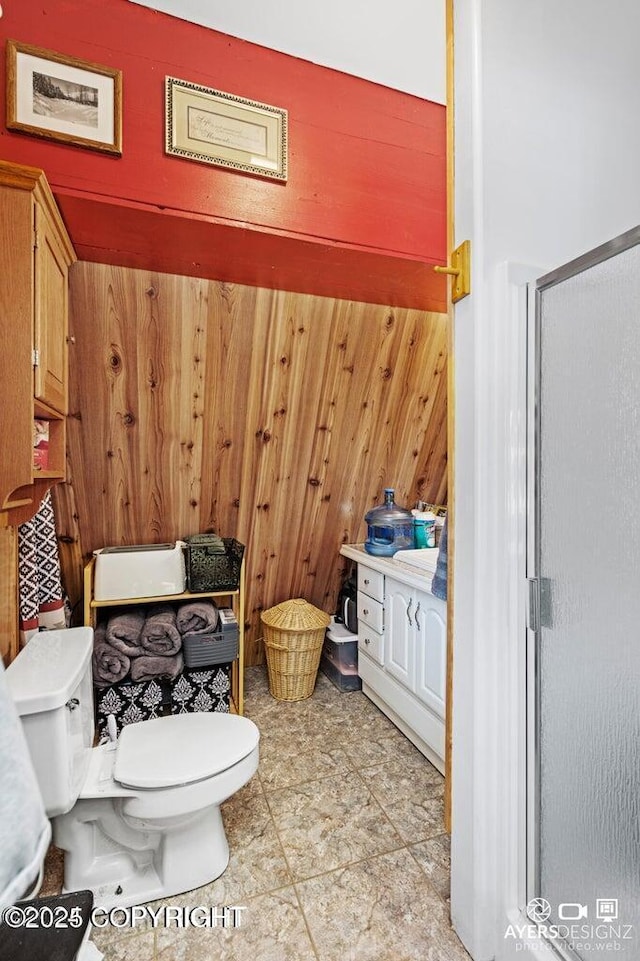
[
  {"x1": 6, "y1": 40, "x2": 122, "y2": 155},
  {"x1": 165, "y1": 76, "x2": 287, "y2": 181}
]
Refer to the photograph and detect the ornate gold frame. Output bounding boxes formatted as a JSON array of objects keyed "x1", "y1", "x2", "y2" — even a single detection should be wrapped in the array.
[{"x1": 165, "y1": 76, "x2": 287, "y2": 182}]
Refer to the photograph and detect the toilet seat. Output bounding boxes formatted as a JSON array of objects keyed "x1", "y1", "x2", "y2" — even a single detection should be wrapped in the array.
[{"x1": 113, "y1": 713, "x2": 260, "y2": 789}]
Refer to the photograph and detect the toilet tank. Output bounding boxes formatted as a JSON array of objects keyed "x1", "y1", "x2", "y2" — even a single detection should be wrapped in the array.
[{"x1": 5, "y1": 628, "x2": 95, "y2": 817}]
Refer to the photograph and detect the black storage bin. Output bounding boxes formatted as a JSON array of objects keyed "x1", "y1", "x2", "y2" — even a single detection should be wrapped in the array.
[
  {"x1": 185, "y1": 536, "x2": 244, "y2": 592},
  {"x1": 169, "y1": 664, "x2": 232, "y2": 714},
  {"x1": 95, "y1": 678, "x2": 167, "y2": 735}
]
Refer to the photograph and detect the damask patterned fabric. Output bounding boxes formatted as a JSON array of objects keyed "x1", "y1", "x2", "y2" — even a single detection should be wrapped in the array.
[
  {"x1": 94, "y1": 664, "x2": 232, "y2": 736},
  {"x1": 169, "y1": 666, "x2": 232, "y2": 715},
  {"x1": 95, "y1": 679, "x2": 166, "y2": 736}
]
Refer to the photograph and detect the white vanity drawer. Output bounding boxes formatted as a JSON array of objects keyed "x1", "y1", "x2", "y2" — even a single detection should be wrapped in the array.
[
  {"x1": 357, "y1": 565, "x2": 384, "y2": 603},
  {"x1": 357, "y1": 591, "x2": 384, "y2": 633},
  {"x1": 358, "y1": 625, "x2": 384, "y2": 665}
]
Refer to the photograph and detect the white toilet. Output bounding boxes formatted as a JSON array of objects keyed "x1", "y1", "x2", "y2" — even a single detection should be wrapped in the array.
[{"x1": 6, "y1": 627, "x2": 259, "y2": 909}]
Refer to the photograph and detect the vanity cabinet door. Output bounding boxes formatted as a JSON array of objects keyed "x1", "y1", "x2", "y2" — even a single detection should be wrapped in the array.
[
  {"x1": 384, "y1": 576, "x2": 415, "y2": 691},
  {"x1": 415, "y1": 591, "x2": 446, "y2": 719}
]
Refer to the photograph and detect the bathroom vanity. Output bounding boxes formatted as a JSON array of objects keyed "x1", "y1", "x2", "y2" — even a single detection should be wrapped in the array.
[{"x1": 340, "y1": 544, "x2": 446, "y2": 773}]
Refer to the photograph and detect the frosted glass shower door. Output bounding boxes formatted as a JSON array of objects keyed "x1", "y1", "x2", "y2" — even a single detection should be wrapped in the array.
[{"x1": 532, "y1": 228, "x2": 640, "y2": 959}]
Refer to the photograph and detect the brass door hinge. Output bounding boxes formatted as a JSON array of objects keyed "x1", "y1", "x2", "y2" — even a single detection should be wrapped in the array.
[{"x1": 434, "y1": 240, "x2": 471, "y2": 302}]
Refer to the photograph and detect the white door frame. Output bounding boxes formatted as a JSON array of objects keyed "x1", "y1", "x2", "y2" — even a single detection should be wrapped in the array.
[
  {"x1": 449, "y1": 0, "x2": 640, "y2": 953},
  {"x1": 450, "y1": 262, "x2": 557, "y2": 960}
]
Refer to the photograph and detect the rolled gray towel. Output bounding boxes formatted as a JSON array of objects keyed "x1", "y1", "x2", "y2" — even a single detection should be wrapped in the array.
[
  {"x1": 176, "y1": 601, "x2": 219, "y2": 635},
  {"x1": 130, "y1": 652, "x2": 184, "y2": 683},
  {"x1": 140, "y1": 604, "x2": 182, "y2": 655},
  {"x1": 92, "y1": 623, "x2": 131, "y2": 687},
  {"x1": 106, "y1": 608, "x2": 146, "y2": 656}
]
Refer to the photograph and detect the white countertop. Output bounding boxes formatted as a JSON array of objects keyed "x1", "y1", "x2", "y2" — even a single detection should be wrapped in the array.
[{"x1": 340, "y1": 543, "x2": 438, "y2": 595}]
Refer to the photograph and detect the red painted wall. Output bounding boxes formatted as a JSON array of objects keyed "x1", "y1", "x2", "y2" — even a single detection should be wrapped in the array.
[{"x1": 0, "y1": 0, "x2": 447, "y2": 309}]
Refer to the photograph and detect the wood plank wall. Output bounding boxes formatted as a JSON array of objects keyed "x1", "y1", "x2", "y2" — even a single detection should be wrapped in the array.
[{"x1": 54, "y1": 263, "x2": 447, "y2": 664}]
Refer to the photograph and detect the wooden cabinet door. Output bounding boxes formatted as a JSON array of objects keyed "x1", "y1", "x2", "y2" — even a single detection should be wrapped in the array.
[
  {"x1": 384, "y1": 576, "x2": 415, "y2": 690},
  {"x1": 415, "y1": 591, "x2": 446, "y2": 719},
  {"x1": 0, "y1": 184, "x2": 34, "y2": 508},
  {"x1": 33, "y1": 202, "x2": 68, "y2": 414}
]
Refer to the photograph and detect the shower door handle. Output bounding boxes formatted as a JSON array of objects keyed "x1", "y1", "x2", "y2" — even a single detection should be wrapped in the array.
[{"x1": 527, "y1": 577, "x2": 553, "y2": 630}]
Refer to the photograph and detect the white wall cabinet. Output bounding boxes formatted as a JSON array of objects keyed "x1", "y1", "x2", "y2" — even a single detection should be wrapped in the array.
[
  {"x1": 341, "y1": 544, "x2": 446, "y2": 772},
  {"x1": 0, "y1": 161, "x2": 76, "y2": 521}
]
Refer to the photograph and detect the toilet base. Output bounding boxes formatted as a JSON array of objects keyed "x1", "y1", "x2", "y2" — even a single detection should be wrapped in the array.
[{"x1": 55, "y1": 801, "x2": 230, "y2": 909}]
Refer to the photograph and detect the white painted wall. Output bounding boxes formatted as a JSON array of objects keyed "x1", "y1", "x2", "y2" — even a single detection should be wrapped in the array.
[
  {"x1": 127, "y1": 0, "x2": 446, "y2": 103},
  {"x1": 452, "y1": 1, "x2": 640, "y2": 958}
]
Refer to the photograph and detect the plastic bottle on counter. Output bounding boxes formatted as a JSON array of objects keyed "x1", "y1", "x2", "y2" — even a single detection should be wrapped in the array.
[
  {"x1": 412, "y1": 509, "x2": 437, "y2": 548},
  {"x1": 364, "y1": 488, "x2": 414, "y2": 556}
]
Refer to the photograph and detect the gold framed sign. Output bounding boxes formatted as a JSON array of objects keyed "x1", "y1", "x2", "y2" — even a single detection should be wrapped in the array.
[
  {"x1": 165, "y1": 76, "x2": 288, "y2": 182},
  {"x1": 5, "y1": 40, "x2": 122, "y2": 155}
]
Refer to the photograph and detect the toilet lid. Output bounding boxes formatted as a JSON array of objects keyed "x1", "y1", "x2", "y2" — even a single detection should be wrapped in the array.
[{"x1": 113, "y1": 713, "x2": 259, "y2": 789}]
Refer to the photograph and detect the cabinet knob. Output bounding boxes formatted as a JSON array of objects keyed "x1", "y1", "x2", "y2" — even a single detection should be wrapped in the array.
[
  {"x1": 67, "y1": 335, "x2": 76, "y2": 345},
  {"x1": 364, "y1": 578, "x2": 370, "y2": 585},
  {"x1": 364, "y1": 637, "x2": 370, "y2": 645},
  {"x1": 363, "y1": 608, "x2": 369, "y2": 616}
]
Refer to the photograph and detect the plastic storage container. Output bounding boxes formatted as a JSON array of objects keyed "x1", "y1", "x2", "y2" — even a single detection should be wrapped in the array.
[
  {"x1": 364, "y1": 488, "x2": 414, "y2": 556},
  {"x1": 93, "y1": 542, "x2": 186, "y2": 600},
  {"x1": 413, "y1": 511, "x2": 437, "y2": 548},
  {"x1": 182, "y1": 630, "x2": 239, "y2": 668},
  {"x1": 261, "y1": 599, "x2": 330, "y2": 701},
  {"x1": 320, "y1": 617, "x2": 361, "y2": 692}
]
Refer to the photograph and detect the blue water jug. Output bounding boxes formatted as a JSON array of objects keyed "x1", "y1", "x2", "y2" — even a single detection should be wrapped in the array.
[{"x1": 364, "y1": 488, "x2": 414, "y2": 556}]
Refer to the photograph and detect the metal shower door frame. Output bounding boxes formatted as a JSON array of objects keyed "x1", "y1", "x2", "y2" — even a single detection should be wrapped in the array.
[{"x1": 526, "y1": 224, "x2": 640, "y2": 960}]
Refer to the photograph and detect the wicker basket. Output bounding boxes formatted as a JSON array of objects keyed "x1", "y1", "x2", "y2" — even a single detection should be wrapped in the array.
[{"x1": 261, "y1": 599, "x2": 331, "y2": 701}]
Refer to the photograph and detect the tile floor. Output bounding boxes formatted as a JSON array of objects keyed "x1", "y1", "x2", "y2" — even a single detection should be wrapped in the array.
[{"x1": 42, "y1": 666, "x2": 470, "y2": 961}]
